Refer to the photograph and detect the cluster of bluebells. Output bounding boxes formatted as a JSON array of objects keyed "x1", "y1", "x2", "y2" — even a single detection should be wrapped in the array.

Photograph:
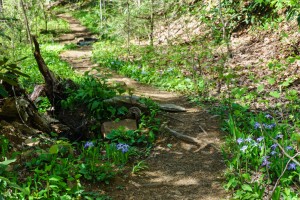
[
  {"x1": 262, "y1": 156, "x2": 271, "y2": 168},
  {"x1": 116, "y1": 143, "x2": 130, "y2": 153},
  {"x1": 236, "y1": 136, "x2": 297, "y2": 170},
  {"x1": 84, "y1": 141, "x2": 94, "y2": 148},
  {"x1": 236, "y1": 136, "x2": 260, "y2": 153},
  {"x1": 254, "y1": 122, "x2": 276, "y2": 130}
]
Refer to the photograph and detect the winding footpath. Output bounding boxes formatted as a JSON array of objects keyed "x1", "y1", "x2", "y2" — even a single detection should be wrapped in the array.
[{"x1": 58, "y1": 13, "x2": 229, "y2": 200}]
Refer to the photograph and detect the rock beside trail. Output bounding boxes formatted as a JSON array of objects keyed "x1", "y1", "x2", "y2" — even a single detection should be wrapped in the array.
[{"x1": 159, "y1": 103, "x2": 186, "y2": 112}]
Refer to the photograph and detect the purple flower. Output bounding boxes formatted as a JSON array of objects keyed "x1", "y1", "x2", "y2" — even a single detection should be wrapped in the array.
[
  {"x1": 257, "y1": 136, "x2": 264, "y2": 142},
  {"x1": 263, "y1": 123, "x2": 276, "y2": 129},
  {"x1": 254, "y1": 122, "x2": 261, "y2": 129},
  {"x1": 271, "y1": 143, "x2": 278, "y2": 150},
  {"x1": 275, "y1": 134, "x2": 283, "y2": 139},
  {"x1": 262, "y1": 156, "x2": 271, "y2": 168},
  {"x1": 141, "y1": 70, "x2": 147, "y2": 75},
  {"x1": 245, "y1": 137, "x2": 252, "y2": 142},
  {"x1": 167, "y1": 67, "x2": 174, "y2": 72},
  {"x1": 240, "y1": 145, "x2": 248, "y2": 152},
  {"x1": 84, "y1": 141, "x2": 94, "y2": 148},
  {"x1": 286, "y1": 146, "x2": 293, "y2": 151},
  {"x1": 237, "y1": 138, "x2": 244, "y2": 145},
  {"x1": 270, "y1": 151, "x2": 277, "y2": 156},
  {"x1": 287, "y1": 162, "x2": 297, "y2": 170},
  {"x1": 252, "y1": 142, "x2": 258, "y2": 147},
  {"x1": 116, "y1": 143, "x2": 130, "y2": 153},
  {"x1": 265, "y1": 114, "x2": 273, "y2": 119}
]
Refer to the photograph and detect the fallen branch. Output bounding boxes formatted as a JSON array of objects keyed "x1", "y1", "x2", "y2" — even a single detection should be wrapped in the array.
[
  {"x1": 160, "y1": 122, "x2": 220, "y2": 151},
  {"x1": 199, "y1": 124, "x2": 208, "y2": 135},
  {"x1": 164, "y1": 125, "x2": 201, "y2": 146}
]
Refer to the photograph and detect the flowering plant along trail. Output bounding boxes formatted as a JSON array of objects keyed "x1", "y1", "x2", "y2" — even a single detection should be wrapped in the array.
[{"x1": 58, "y1": 13, "x2": 228, "y2": 199}]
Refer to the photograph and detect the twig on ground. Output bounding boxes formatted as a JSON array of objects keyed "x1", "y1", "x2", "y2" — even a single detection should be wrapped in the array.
[
  {"x1": 160, "y1": 122, "x2": 219, "y2": 151},
  {"x1": 199, "y1": 125, "x2": 208, "y2": 135}
]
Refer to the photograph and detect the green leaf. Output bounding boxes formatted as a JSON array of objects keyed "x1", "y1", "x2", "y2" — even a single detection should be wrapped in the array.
[
  {"x1": 242, "y1": 184, "x2": 253, "y2": 192},
  {"x1": 49, "y1": 145, "x2": 59, "y2": 154},
  {"x1": 267, "y1": 78, "x2": 276, "y2": 85},
  {"x1": 269, "y1": 91, "x2": 281, "y2": 98},
  {"x1": 0, "y1": 58, "x2": 9, "y2": 66},
  {"x1": 0, "y1": 85, "x2": 8, "y2": 97},
  {"x1": 257, "y1": 85, "x2": 264, "y2": 93},
  {"x1": 0, "y1": 157, "x2": 16, "y2": 165},
  {"x1": 0, "y1": 75, "x2": 18, "y2": 86}
]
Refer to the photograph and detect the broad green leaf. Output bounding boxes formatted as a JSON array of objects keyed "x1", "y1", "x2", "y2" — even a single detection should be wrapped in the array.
[
  {"x1": 269, "y1": 91, "x2": 280, "y2": 98},
  {"x1": 0, "y1": 58, "x2": 9, "y2": 66},
  {"x1": 0, "y1": 75, "x2": 18, "y2": 86},
  {"x1": 0, "y1": 157, "x2": 16, "y2": 165},
  {"x1": 0, "y1": 176, "x2": 23, "y2": 191},
  {"x1": 0, "y1": 85, "x2": 8, "y2": 97},
  {"x1": 267, "y1": 78, "x2": 275, "y2": 85},
  {"x1": 257, "y1": 84, "x2": 264, "y2": 92},
  {"x1": 242, "y1": 184, "x2": 252, "y2": 192},
  {"x1": 49, "y1": 145, "x2": 59, "y2": 154}
]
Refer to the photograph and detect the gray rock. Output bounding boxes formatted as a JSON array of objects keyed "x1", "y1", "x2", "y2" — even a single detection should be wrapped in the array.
[{"x1": 159, "y1": 104, "x2": 186, "y2": 112}]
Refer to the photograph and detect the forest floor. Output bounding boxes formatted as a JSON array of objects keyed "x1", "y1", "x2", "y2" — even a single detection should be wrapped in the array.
[{"x1": 58, "y1": 13, "x2": 229, "y2": 200}]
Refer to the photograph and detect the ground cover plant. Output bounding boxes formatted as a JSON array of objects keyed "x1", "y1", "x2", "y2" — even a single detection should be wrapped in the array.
[
  {"x1": 1, "y1": 0, "x2": 300, "y2": 199},
  {"x1": 0, "y1": 1, "x2": 161, "y2": 199},
  {"x1": 72, "y1": 0, "x2": 300, "y2": 198}
]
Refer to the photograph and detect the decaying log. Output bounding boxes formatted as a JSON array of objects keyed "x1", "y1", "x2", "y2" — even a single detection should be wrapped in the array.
[
  {"x1": 29, "y1": 84, "x2": 45, "y2": 102},
  {"x1": 0, "y1": 97, "x2": 51, "y2": 133},
  {"x1": 32, "y1": 36, "x2": 65, "y2": 108}
]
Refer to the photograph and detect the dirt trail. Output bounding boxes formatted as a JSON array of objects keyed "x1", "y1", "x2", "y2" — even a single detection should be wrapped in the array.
[{"x1": 58, "y1": 13, "x2": 229, "y2": 200}]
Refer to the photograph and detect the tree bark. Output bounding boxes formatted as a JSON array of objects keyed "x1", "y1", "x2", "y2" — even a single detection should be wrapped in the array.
[{"x1": 32, "y1": 36, "x2": 65, "y2": 109}]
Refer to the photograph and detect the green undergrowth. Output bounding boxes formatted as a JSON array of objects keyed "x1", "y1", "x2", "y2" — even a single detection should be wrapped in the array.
[
  {"x1": 1, "y1": 8, "x2": 161, "y2": 199},
  {"x1": 92, "y1": 41, "x2": 213, "y2": 96}
]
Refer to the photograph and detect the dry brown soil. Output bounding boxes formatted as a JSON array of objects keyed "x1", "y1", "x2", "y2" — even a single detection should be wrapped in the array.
[{"x1": 58, "y1": 13, "x2": 229, "y2": 200}]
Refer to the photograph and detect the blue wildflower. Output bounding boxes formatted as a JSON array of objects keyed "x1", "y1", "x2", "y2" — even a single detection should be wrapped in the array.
[
  {"x1": 286, "y1": 146, "x2": 293, "y2": 151},
  {"x1": 265, "y1": 114, "x2": 273, "y2": 119},
  {"x1": 167, "y1": 67, "x2": 174, "y2": 72},
  {"x1": 287, "y1": 162, "x2": 297, "y2": 170},
  {"x1": 252, "y1": 142, "x2": 258, "y2": 147},
  {"x1": 141, "y1": 70, "x2": 147, "y2": 75},
  {"x1": 275, "y1": 134, "x2": 283, "y2": 139},
  {"x1": 116, "y1": 143, "x2": 130, "y2": 153},
  {"x1": 237, "y1": 138, "x2": 244, "y2": 145},
  {"x1": 271, "y1": 143, "x2": 278, "y2": 150},
  {"x1": 240, "y1": 145, "x2": 248, "y2": 152},
  {"x1": 262, "y1": 156, "x2": 271, "y2": 168},
  {"x1": 257, "y1": 136, "x2": 264, "y2": 142},
  {"x1": 270, "y1": 151, "x2": 277, "y2": 156},
  {"x1": 263, "y1": 123, "x2": 276, "y2": 129},
  {"x1": 84, "y1": 141, "x2": 94, "y2": 148},
  {"x1": 254, "y1": 122, "x2": 261, "y2": 129},
  {"x1": 245, "y1": 137, "x2": 252, "y2": 142}
]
